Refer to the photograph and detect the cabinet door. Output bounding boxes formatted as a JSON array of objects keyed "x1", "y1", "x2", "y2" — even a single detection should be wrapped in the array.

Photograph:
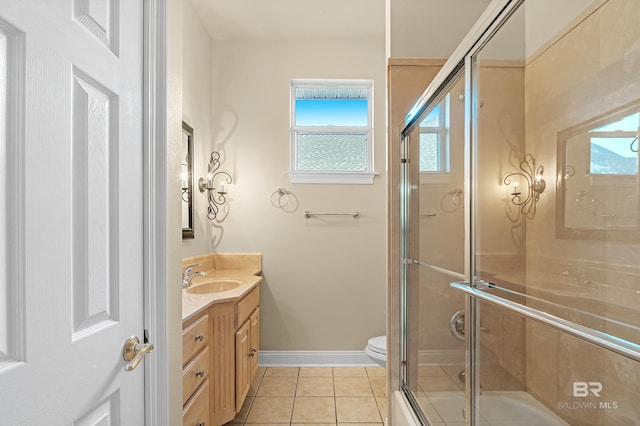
[
  {"x1": 235, "y1": 320, "x2": 251, "y2": 411},
  {"x1": 249, "y1": 308, "x2": 260, "y2": 377}
]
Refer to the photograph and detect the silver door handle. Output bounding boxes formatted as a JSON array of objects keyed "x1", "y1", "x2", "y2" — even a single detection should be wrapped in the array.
[{"x1": 123, "y1": 336, "x2": 154, "y2": 372}]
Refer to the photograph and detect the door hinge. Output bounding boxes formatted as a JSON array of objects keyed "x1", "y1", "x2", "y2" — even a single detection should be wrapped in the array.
[
  {"x1": 400, "y1": 258, "x2": 419, "y2": 265},
  {"x1": 401, "y1": 158, "x2": 407, "y2": 163}
]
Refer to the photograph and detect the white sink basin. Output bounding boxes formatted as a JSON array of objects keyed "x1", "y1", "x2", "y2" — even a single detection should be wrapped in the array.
[{"x1": 186, "y1": 280, "x2": 241, "y2": 294}]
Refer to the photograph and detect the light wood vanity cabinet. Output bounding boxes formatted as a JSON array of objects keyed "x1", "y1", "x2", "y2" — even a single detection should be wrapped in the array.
[
  {"x1": 182, "y1": 285, "x2": 260, "y2": 426},
  {"x1": 183, "y1": 379, "x2": 210, "y2": 426},
  {"x1": 182, "y1": 313, "x2": 210, "y2": 426},
  {"x1": 235, "y1": 287, "x2": 260, "y2": 412},
  {"x1": 249, "y1": 308, "x2": 260, "y2": 378},
  {"x1": 235, "y1": 319, "x2": 251, "y2": 408}
]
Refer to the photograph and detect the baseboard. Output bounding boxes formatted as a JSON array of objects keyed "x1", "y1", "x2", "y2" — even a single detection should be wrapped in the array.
[
  {"x1": 419, "y1": 350, "x2": 465, "y2": 365},
  {"x1": 259, "y1": 350, "x2": 378, "y2": 367}
]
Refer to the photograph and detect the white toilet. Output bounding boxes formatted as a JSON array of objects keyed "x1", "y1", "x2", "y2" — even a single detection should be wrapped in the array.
[{"x1": 364, "y1": 335, "x2": 387, "y2": 368}]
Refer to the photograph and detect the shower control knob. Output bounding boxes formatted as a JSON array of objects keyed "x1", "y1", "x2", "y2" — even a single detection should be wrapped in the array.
[
  {"x1": 449, "y1": 310, "x2": 466, "y2": 341},
  {"x1": 449, "y1": 310, "x2": 489, "y2": 341}
]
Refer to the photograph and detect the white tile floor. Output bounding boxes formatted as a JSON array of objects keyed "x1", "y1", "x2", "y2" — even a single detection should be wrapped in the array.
[{"x1": 230, "y1": 366, "x2": 387, "y2": 425}]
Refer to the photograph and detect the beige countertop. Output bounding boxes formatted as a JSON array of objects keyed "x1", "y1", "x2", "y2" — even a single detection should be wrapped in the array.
[{"x1": 182, "y1": 268, "x2": 262, "y2": 322}]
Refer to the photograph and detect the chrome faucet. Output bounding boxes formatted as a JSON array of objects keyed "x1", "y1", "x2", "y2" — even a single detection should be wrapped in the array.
[{"x1": 182, "y1": 263, "x2": 207, "y2": 288}]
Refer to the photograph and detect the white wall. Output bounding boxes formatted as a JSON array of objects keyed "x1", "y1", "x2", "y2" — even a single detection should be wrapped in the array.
[
  {"x1": 387, "y1": 0, "x2": 596, "y2": 60},
  {"x1": 389, "y1": 0, "x2": 491, "y2": 58},
  {"x1": 525, "y1": 0, "x2": 597, "y2": 57},
  {"x1": 181, "y1": 0, "x2": 215, "y2": 257},
  {"x1": 208, "y1": 39, "x2": 387, "y2": 350}
]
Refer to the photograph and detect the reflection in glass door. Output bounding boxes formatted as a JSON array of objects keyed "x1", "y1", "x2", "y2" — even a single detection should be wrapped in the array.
[
  {"x1": 399, "y1": 0, "x2": 640, "y2": 425},
  {"x1": 471, "y1": 1, "x2": 640, "y2": 424}
]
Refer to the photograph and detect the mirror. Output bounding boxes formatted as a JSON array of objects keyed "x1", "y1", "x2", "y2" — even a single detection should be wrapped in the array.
[
  {"x1": 556, "y1": 100, "x2": 640, "y2": 240},
  {"x1": 182, "y1": 121, "x2": 194, "y2": 239}
]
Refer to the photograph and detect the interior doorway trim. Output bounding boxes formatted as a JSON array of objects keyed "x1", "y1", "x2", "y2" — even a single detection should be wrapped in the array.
[{"x1": 143, "y1": 0, "x2": 169, "y2": 424}]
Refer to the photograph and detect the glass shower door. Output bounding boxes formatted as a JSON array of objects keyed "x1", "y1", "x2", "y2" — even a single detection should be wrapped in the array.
[
  {"x1": 400, "y1": 70, "x2": 468, "y2": 424},
  {"x1": 467, "y1": 0, "x2": 640, "y2": 425},
  {"x1": 399, "y1": 1, "x2": 640, "y2": 425}
]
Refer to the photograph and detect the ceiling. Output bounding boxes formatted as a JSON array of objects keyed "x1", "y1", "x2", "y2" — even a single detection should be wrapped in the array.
[{"x1": 189, "y1": 0, "x2": 386, "y2": 41}]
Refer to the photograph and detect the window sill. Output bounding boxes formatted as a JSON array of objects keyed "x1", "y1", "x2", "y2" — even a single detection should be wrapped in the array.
[{"x1": 289, "y1": 171, "x2": 377, "y2": 184}]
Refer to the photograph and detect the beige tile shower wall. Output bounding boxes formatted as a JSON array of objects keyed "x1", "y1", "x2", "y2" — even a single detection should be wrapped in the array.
[
  {"x1": 208, "y1": 38, "x2": 387, "y2": 351},
  {"x1": 476, "y1": 64, "x2": 527, "y2": 258},
  {"x1": 417, "y1": 76, "x2": 466, "y2": 355},
  {"x1": 524, "y1": 0, "x2": 640, "y2": 423},
  {"x1": 475, "y1": 64, "x2": 527, "y2": 391}
]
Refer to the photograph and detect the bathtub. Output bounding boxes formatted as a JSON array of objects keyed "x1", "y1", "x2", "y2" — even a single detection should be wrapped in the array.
[{"x1": 407, "y1": 390, "x2": 568, "y2": 425}]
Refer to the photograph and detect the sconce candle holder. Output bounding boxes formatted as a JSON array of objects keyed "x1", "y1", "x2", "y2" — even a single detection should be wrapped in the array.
[
  {"x1": 181, "y1": 172, "x2": 190, "y2": 203},
  {"x1": 198, "y1": 151, "x2": 233, "y2": 220},
  {"x1": 503, "y1": 153, "x2": 545, "y2": 219}
]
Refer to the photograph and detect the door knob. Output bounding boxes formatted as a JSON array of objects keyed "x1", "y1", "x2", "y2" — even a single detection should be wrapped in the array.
[{"x1": 123, "y1": 336, "x2": 154, "y2": 372}]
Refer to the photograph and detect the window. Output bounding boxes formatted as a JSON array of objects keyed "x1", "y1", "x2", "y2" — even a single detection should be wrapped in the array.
[
  {"x1": 588, "y1": 111, "x2": 639, "y2": 175},
  {"x1": 290, "y1": 79, "x2": 374, "y2": 184},
  {"x1": 419, "y1": 96, "x2": 450, "y2": 183}
]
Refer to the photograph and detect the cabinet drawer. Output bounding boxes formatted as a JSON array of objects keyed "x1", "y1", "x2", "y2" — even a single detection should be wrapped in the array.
[
  {"x1": 183, "y1": 378, "x2": 210, "y2": 426},
  {"x1": 183, "y1": 346, "x2": 209, "y2": 406},
  {"x1": 183, "y1": 314, "x2": 209, "y2": 364},
  {"x1": 237, "y1": 286, "x2": 259, "y2": 327}
]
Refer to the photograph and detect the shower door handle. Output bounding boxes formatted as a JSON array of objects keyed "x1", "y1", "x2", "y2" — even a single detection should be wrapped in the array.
[{"x1": 450, "y1": 282, "x2": 640, "y2": 362}]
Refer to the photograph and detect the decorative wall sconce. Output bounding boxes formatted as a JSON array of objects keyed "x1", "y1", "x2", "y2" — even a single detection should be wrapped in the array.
[
  {"x1": 503, "y1": 153, "x2": 546, "y2": 219},
  {"x1": 198, "y1": 151, "x2": 233, "y2": 220},
  {"x1": 181, "y1": 171, "x2": 190, "y2": 203}
]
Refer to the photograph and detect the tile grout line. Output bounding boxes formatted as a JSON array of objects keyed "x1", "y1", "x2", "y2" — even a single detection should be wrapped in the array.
[
  {"x1": 332, "y1": 367, "x2": 338, "y2": 424},
  {"x1": 247, "y1": 367, "x2": 267, "y2": 424},
  {"x1": 368, "y1": 369, "x2": 383, "y2": 422},
  {"x1": 289, "y1": 368, "x2": 300, "y2": 425}
]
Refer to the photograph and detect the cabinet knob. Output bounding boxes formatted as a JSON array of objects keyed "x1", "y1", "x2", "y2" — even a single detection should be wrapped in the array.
[
  {"x1": 195, "y1": 334, "x2": 205, "y2": 341},
  {"x1": 196, "y1": 422, "x2": 206, "y2": 426},
  {"x1": 195, "y1": 370, "x2": 205, "y2": 378}
]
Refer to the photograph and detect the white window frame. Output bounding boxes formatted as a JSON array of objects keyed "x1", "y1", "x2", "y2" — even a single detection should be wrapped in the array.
[
  {"x1": 420, "y1": 95, "x2": 451, "y2": 184},
  {"x1": 289, "y1": 79, "x2": 375, "y2": 184}
]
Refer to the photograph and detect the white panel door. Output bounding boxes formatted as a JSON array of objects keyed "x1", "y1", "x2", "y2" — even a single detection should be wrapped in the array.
[{"x1": 0, "y1": 0, "x2": 146, "y2": 424}]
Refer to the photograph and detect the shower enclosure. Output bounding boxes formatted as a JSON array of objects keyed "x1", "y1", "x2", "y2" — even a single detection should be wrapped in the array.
[{"x1": 398, "y1": 0, "x2": 640, "y2": 424}]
